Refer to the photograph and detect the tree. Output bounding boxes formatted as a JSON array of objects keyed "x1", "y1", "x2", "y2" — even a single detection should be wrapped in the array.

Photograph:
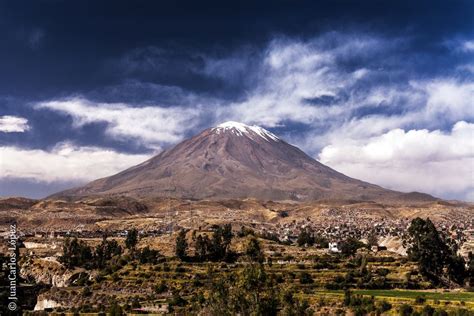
[
  {"x1": 205, "y1": 259, "x2": 302, "y2": 316},
  {"x1": 194, "y1": 234, "x2": 210, "y2": 262},
  {"x1": 367, "y1": 230, "x2": 378, "y2": 248},
  {"x1": 194, "y1": 225, "x2": 234, "y2": 262},
  {"x1": 125, "y1": 229, "x2": 138, "y2": 250},
  {"x1": 175, "y1": 229, "x2": 188, "y2": 260},
  {"x1": 137, "y1": 246, "x2": 160, "y2": 264},
  {"x1": 404, "y1": 217, "x2": 463, "y2": 285},
  {"x1": 466, "y1": 252, "x2": 474, "y2": 287},
  {"x1": 222, "y1": 224, "x2": 233, "y2": 254},
  {"x1": 339, "y1": 237, "x2": 365, "y2": 257},
  {"x1": 314, "y1": 234, "x2": 329, "y2": 248},
  {"x1": 446, "y1": 255, "x2": 466, "y2": 285},
  {"x1": 95, "y1": 237, "x2": 122, "y2": 268},
  {"x1": 210, "y1": 226, "x2": 226, "y2": 261},
  {"x1": 297, "y1": 227, "x2": 315, "y2": 247},
  {"x1": 245, "y1": 237, "x2": 265, "y2": 263},
  {"x1": 60, "y1": 237, "x2": 93, "y2": 268},
  {"x1": 281, "y1": 289, "x2": 313, "y2": 316}
]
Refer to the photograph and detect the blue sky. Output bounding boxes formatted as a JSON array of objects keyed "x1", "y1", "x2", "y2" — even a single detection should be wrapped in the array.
[{"x1": 0, "y1": 0, "x2": 473, "y2": 200}]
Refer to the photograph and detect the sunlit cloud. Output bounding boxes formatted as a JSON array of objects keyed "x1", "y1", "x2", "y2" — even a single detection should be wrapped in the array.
[
  {"x1": 462, "y1": 40, "x2": 474, "y2": 52},
  {"x1": 319, "y1": 121, "x2": 474, "y2": 201},
  {"x1": 36, "y1": 98, "x2": 201, "y2": 148},
  {"x1": 0, "y1": 115, "x2": 30, "y2": 133},
  {"x1": 0, "y1": 142, "x2": 152, "y2": 182}
]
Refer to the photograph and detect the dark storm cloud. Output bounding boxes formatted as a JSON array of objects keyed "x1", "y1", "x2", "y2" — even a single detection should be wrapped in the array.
[{"x1": 0, "y1": 0, "x2": 472, "y2": 98}]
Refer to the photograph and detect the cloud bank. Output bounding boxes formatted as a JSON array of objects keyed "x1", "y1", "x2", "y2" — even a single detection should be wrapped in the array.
[
  {"x1": 319, "y1": 121, "x2": 474, "y2": 200},
  {"x1": 0, "y1": 142, "x2": 151, "y2": 182}
]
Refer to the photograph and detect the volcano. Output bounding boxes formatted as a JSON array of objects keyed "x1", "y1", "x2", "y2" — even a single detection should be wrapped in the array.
[{"x1": 53, "y1": 122, "x2": 436, "y2": 202}]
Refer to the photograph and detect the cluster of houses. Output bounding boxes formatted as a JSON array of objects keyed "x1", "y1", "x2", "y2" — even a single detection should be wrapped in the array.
[{"x1": 2, "y1": 205, "x2": 473, "y2": 259}]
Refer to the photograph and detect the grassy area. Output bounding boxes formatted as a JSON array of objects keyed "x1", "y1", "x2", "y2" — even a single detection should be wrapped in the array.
[{"x1": 320, "y1": 289, "x2": 474, "y2": 303}]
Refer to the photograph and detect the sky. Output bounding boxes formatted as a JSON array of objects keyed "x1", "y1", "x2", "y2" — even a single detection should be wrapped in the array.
[{"x1": 0, "y1": 0, "x2": 473, "y2": 200}]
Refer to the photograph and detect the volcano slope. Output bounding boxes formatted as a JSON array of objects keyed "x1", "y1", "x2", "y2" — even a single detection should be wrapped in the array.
[{"x1": 52, "y1": 121, "x2": 436, "y2": 203}]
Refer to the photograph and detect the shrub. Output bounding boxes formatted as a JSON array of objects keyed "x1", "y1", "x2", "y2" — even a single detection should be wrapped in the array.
[
  {"x1": 422, "y1": 305, "x2": 435, "y2": 316},
  {"x1": 108, "y1": 301, "x2": 123, "y2": 316},
  {"x1": 399, "y1": 303, "x2": 413, "y2": 316},
  {"x1": 82, "y1": 286, "x2": 92, "y2": 297},
  {"x1": 376, "y1": 268, "x2": 390, "y2": 277},
  {"x1": 111, "y1": 273, "x2": 120, "y2": 282},
  {"x1": 452, "y1": 309, "x2": 470, "y2": 316},
  {"x1": 433, "y1": 309, "x2": 448, "y2": 316},
  {"x1": 154, "y1": 281, "x2": 168, "y2": 294},
  {"x1": 377, "y1": 300, "x2": 392, "y2": 313},
  {"x1": 415, "y1": 295, "x2": 427, "y2": 304},
  {"x1": 299, "y1": 272, "x2": 314, "y2": 284}
]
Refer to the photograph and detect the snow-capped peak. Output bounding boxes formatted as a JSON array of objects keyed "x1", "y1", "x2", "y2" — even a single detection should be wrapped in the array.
[{"x1": 212, "y1": 121, "x2": 280, "y2": 142}]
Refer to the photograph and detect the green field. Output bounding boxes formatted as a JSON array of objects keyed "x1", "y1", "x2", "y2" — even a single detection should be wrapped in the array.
[{"x1": 320, "y1": 289, "x2": 474, "y2": 303}]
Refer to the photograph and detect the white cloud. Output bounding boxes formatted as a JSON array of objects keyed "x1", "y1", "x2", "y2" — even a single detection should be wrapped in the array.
[
  {"x1": 36, "y1": 98, "x2": 201, "y2": 148},
  {"x1": 216, "y1": 34, "x2": 385, "y2": 127},
  {"x1": 0, "y1": 115, "x2": 30, "y2": 133},
  {"x1": 418, "y1": 80, "x2": 474, "y2": 123},
  {"x1": 0, "y1": 142, "x2": 152, "y2": 182},
  {"x1": 462, "y1": 40, "x2": 474, "y2": 52},
  {"x1": 319, "y1": 121, "x2": 474, "y2": 201}
]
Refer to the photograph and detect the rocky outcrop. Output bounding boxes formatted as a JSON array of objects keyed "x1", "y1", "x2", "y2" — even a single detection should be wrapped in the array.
[
  {"x1": 34, "y1": 298, "x2": 60, "y2": 311},
  {"x1": 379, "y1": 236, "x2": 407, "y2": 256},
  {"x1": 20, "y1": 258, "x2": 81, "y2": 287}
]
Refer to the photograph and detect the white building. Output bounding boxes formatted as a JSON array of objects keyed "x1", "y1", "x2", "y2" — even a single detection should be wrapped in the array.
[{"x1": 329, "y1": 242, "x2": 340, "y2": 253}]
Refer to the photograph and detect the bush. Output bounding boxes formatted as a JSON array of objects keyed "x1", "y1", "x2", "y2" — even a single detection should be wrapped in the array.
[
  {"x1": 82, "y1": 286, "x2": 92, "y2": 297},
  {"x1": 154, "y1": 281, "x2": 168, "y2": 294},
  {"x1": 377, "y1": 300, "x2": 392, "y2": 313},
  {"x1": 137, "y1": 246, "x2": 160, "y2": 264},
  {"x1": 299, "y1": 272, "x2": 314, "y2": 284},
  {"x1": 452, "y1": 309, "x2": 471, "y2": 316},
  {"x1": 415, "y1": 295, "x2": 427, "y2": 304},
  {"x1": 170, "y1": 290, "x2": 186, "y2": 307},
  {"x1": 422, "y1": 305, "x2": 435, "y2": 316},
  {"x1": 399, "y1": 303, "x2": 413, "y2": 316},
  {"x1": 433, "y1": 309, "x2": 448, "y2": 316},
  {"x1": 376, "y1": 268, "x2": 390, "y2": 277},
  {"x1": 111, "y1": 273, "x2": 120, "y2": 282},
  {"x1": 344, "y1": 290, "x2": 376, "y2": 315},
  {"x1": 108, "y1": 301, "x2": 123, "y2": 316}
]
